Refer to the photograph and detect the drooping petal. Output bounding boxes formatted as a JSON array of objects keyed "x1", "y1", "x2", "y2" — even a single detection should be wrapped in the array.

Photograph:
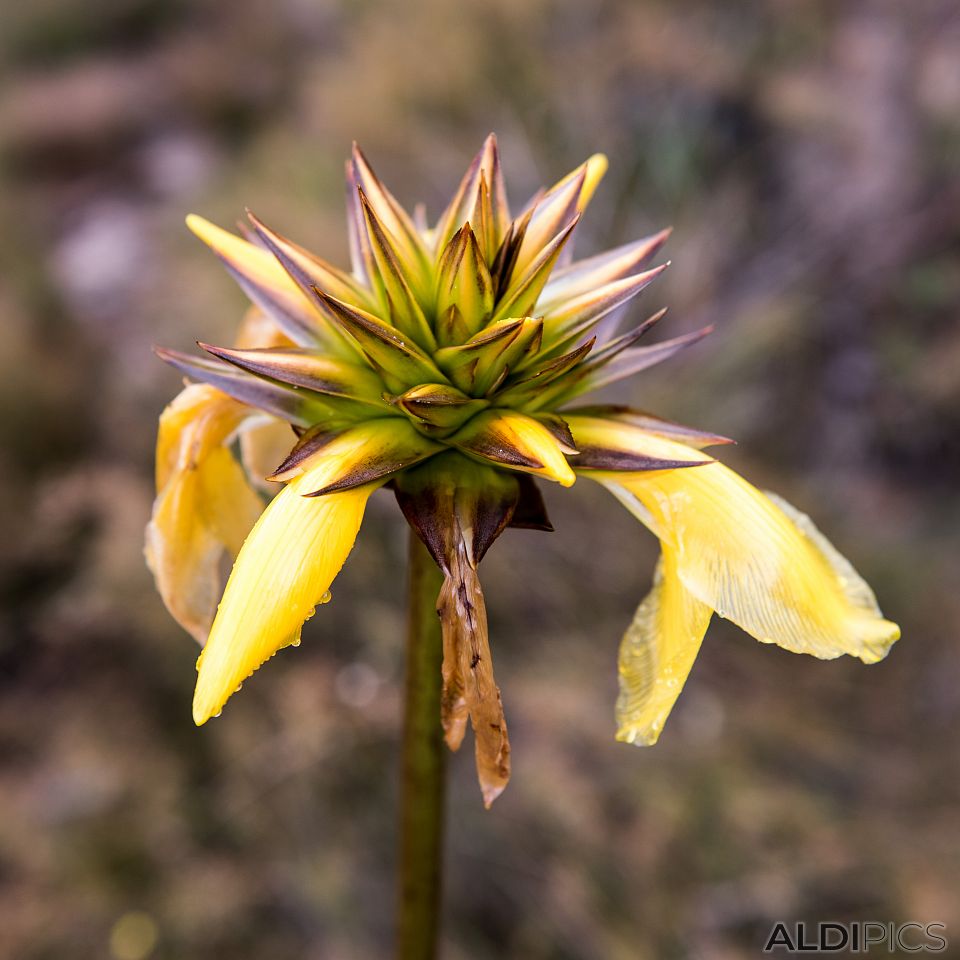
[
  {"x1": 616, "y1": 548, "x2": 713, "y2": 745},
  {"x1": 146, "y1": 385, "x2": 264, "y2": 643},
  {"x1": 603, "y1": 438, "x2": 900, "y2": 663},
  {"x1": 192, "y1": 469, "x2": 377, "y2": 725},
  {"x1": 437, "y1": 549, "x2": 510, "y2": 807}
]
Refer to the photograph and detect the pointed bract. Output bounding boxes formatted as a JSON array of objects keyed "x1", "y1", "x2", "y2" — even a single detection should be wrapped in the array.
[
  {"x1": 198, "y1": 343, "x2": 386, "y2": 405},
  {"x1": 435, "y1": 225, "x2": 495, "y2": 338},
  {"x1": 310, "y1": 288, "x2": 447, "y2": 392},
  {"x1": 155, "y1": 347, "x2": 332, "y2": 427},
  {"x1": 186, "y1": 215, "x2": 339, "y2": 350},
  {"x1": 269, "y1": 417, "x2": 443, "y2": 493},
  {"x1": 450, "y1": 409, "x2": 576, "y2": 486},
  {"x1": 359, "y1": 189, "x2": 436, "y2": 347}
]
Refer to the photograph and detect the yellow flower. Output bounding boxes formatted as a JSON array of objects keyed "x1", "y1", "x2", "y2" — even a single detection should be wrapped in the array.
[{"x1": 148, "y1": 136, "x2": 899, "y2": 805}]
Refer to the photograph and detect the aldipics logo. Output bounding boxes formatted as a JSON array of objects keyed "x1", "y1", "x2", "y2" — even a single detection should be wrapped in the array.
[{"x1": 764, "y1": 922, "x2": 947, "y2": 953}]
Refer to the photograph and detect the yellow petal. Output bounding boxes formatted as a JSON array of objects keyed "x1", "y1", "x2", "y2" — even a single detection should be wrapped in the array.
[
  {"x1": 146, "y1": 444, "x2": 263, "y2": 644},
  {"x1": 192, "y1": 468, "x2": 377, "y2": 725},
  {"x1": 605, "y1": 438, "x2": 900, "y2": 663},
  {"x1": 616, "y1": 548, "x2": 712, "y2": 745}
]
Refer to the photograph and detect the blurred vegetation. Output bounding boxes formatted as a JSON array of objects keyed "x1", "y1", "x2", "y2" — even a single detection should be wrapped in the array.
[{"x1": 0, "y1": 0, "x2": 957, "y2": 957}]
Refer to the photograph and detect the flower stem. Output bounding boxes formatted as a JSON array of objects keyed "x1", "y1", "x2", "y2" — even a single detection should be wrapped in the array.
[{"x1": 397, "y1": 532, "x2": 446, "y2": 960}]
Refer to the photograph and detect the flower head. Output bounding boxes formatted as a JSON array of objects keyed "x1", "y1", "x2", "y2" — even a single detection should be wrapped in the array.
[{"x1": 148, "y1": 136, "x2": 899, "y2": 806}]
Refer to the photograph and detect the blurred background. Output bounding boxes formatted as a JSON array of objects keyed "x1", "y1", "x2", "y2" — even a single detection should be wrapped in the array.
[{"x1": 1, "y1": 0, "x2": 958, "y2": 957}]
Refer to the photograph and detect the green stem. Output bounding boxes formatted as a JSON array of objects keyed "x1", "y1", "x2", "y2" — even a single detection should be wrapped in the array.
[{"x1": 397, "y1": 532, "x2": 446, "y2": 960}]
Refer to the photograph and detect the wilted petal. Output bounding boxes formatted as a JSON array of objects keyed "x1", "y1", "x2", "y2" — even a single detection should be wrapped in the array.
[
  {"x1": 616, "y1": 548, "x2": 713, "y2": 745},
  {"x1": 146, "y1": 385, "x2": 264, "y2": 642},
  {"x1": 604, "y1": 439, "x2": 900, "y2": 663},
  {"x1": 193, "y1": 470, "x2": 377, "y2": 725}
]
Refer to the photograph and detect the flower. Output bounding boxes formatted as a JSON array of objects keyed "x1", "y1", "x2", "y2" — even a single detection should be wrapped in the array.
[{"x1": 147, "y1": 135, "x2": 900, "y2": 806}]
